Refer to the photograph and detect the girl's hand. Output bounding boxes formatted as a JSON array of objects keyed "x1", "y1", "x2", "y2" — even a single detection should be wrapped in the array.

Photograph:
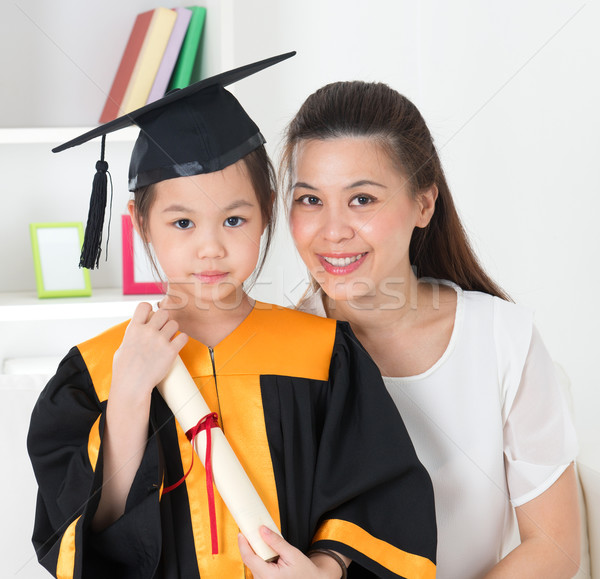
[
  {"x1": 111, "y1": 302, "x2": 188, "y2": 403},
  {"x1": 238, "y1": 527, "x2": 345, "y2": 579},
  {"x1": 94, "y1": 303, "x2": 187, "y2": 531}
]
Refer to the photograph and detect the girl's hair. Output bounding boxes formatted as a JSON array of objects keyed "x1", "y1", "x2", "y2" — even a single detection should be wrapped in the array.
[
  {"x1": 280, "y1": 81, "x2": 510, "y2": 301},
  {"x1": 133, "y1": 145, "x2": 277, "y2": 287}
]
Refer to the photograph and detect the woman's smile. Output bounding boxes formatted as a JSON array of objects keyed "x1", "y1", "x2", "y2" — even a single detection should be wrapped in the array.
[{"x1": 318, "y1": 252, "x2": 368, "y2": 274}]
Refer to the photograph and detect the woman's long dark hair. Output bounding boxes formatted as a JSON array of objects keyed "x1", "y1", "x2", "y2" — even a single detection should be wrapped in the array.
[{"x1": 280, "y1": 81, "x2": 510, "y2": 300}]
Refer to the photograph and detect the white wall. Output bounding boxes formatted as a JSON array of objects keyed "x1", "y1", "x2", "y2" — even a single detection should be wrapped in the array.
[
  {"x1": 232, "y1": 0, "x2": 600, "y2": 439},
  {"x1": 415, "y1": 1, "x2": 600, "y2": 442}
]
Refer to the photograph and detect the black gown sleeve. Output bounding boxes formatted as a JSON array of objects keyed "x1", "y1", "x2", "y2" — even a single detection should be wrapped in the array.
[
  {"x1": 310, "y1": 322, "x2": 437, "y2": 578},
  {"x1": 27, "y1": 347, "x2": 163, "y2": 579}
]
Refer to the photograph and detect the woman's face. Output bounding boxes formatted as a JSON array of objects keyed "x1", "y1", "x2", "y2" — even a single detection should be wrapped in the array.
[{"x1": 289, "y1": 137, "x2": 435, "y2": 304}]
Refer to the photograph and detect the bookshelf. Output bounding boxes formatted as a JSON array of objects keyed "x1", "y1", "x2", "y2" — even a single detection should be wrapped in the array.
[
  {"x1": 0, "y1": 288, "x2": 162, "y2": 322},
  {"x1": 0, "y1": 0, "x2": 231, "y2": 365},
  {"x1": 0, "y1": 289, "x2": 164, "y2": 372}
]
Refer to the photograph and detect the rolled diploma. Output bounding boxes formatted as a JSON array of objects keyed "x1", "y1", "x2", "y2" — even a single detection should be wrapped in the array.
[{"x1": 157, "y1": 356, "x2": 280, "y2": 561}]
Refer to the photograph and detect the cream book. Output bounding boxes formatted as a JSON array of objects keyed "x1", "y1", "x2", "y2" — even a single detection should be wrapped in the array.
[{"x1": 121, "y1": 7, "x2": 177, "y2": 114}]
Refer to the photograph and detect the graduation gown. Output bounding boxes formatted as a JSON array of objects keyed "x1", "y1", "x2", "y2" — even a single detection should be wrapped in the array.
[{"x1": 27, "y1": 302, "x2": 437, "y2": 578}]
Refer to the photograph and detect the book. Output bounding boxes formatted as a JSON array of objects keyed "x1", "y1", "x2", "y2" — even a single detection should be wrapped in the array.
[
  {"x1": 146, "y1": 7, "x2": 193, "y2": 104},
  {"x1": 168, "y1": 6, "x2": 207, "y2": 91},
  {"x1": 99, "y1": 10, "x2": 154, "y2": 123},
  {"x1": 120, "y1": 7, "x2": 177, "y2": 115}
]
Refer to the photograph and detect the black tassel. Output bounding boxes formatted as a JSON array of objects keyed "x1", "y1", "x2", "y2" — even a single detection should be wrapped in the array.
[{"x1": 80, "y1": 136, "x2": 109, "y2": 269}]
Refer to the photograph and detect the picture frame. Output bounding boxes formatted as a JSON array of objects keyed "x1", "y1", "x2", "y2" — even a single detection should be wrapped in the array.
[
  {"x1": 121, "y1": 214, "x2": 165, "y2": 295},
  {"x1": 29, "y1": 222, "x2": 92, "y2": 298}
]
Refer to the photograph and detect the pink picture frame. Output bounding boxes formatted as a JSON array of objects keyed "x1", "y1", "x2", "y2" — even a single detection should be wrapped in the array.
[{"x1": 121, "y1": 215, "x2": 165, "y2": 295}]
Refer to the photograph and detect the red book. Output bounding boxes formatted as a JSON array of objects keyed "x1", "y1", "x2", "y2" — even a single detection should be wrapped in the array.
[{"x1": 99, "y1": 10, "x2": 154, "y2": 123}]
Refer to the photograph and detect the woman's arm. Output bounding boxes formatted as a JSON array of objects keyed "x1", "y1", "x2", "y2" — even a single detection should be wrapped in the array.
[{"x1": 484, "y1": 463, "x2": 580, "y2": 578}]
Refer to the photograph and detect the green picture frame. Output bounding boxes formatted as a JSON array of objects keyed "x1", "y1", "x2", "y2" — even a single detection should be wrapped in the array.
[{"x1": 30, "y1": 222, "x2": 92, "y2": 298}]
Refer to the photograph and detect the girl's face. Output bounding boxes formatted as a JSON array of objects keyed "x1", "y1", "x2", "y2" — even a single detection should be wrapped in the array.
[
  {"x1": 138, "y1": 160, "x2": 266, "y2": 308},
  {"x1": 289, "y1": 137, "x2": 436, "y2": 304}
]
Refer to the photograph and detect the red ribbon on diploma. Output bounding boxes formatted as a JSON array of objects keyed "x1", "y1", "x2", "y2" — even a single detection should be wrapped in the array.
[{"x1": 163, "y1": 412, "x2": 220, "y2": 554}]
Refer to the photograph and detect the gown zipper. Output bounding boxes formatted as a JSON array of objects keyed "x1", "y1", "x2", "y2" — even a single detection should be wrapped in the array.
[
  {"x1": 209, "y1": 346, "x2": 247, "y2": 578},
  {"x1": 208, "y1": 346, "x2": 224, "y2": 433}
]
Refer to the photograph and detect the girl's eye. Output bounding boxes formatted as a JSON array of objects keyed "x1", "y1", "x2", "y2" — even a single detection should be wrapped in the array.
[
  {"x1": 295, "y1": 195, "x2": 322, "y2": 206},
  {"x1": 174, "y1": 219, "x2": 193, "y2": 229},
  {"x1": 224, "y1": 216, "x2": 245, "y2": 228},
  {"x1": 349, "y1": 195, "x2": 375, "y2": 206}
]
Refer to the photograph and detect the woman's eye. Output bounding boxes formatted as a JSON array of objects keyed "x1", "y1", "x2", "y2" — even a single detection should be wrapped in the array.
[
  {"x1": 224, "y1": 216, "x2": 245, "y2": 228},
  {"x1": 349, "y1": 195, "x2": 375, "y2": 206},
  {"x1": 174, "y1": 219, "x2": 193, "y2": 229},
  {"x1": 295, "y1": 195, "x2": 322, "y2": 206}
]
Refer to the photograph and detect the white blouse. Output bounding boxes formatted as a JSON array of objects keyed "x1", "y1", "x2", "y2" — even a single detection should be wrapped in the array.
[{"x1": 300, "y1": 281, "x2": 578, "y2": 578}]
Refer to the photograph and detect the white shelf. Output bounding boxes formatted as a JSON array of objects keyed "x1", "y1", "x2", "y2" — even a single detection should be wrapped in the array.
[
  {"x1": 0, "y1": 126, "x2": 139, "y2": 145},
  {"x1": 0, "y1": 288, "x2": 163, "y2": 322},
  {"x1": 0, "y1": 0, "x2": 227, "y2": 364}
]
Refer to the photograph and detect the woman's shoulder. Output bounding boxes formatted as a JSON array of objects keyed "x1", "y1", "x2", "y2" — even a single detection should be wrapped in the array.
[
  {"x1": 432, "y1": 280, "x2": 534, "y2": 365},
  {"x1": 451, "y1": 283, "x2": 537, "y2": 400},
  {"x1": 451, "y1": 282, "x2": 534, "y2": 335}
]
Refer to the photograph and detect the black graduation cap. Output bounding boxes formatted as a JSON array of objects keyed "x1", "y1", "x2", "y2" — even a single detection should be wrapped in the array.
[{"x1": 53, "y1": 51, "x2": 296, "y2": 269}]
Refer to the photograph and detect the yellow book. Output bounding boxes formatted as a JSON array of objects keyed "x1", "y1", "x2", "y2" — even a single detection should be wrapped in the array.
[{"x1": 121, "y1": 7, "x2": 177, "y2": 114}]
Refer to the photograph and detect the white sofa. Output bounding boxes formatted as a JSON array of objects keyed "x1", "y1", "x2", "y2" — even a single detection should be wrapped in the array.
[
  {"x1": 578, "y1": 441, "x2": 600, "y2": 578},
  {"x1": 1, "y1": 373, "x2": 52, "y2": 579}
]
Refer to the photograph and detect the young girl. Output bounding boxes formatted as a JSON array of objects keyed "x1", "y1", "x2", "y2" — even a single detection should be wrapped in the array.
[
  {"x1": 281, "y1": 81, "x2": 581, "y2": 578},
  {"x1": 27, "y1": 57, "x2": 437, "y2": 579}
]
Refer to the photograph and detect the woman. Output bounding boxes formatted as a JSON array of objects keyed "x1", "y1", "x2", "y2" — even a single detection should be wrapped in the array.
[{"x1": 281, "y1": 80, "x2": 580, "y2": 578}]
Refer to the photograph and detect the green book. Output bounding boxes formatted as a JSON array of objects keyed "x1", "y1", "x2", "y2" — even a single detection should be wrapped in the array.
[{"x1": 168, "y1": 6, "x2": 207, "y2": 90}]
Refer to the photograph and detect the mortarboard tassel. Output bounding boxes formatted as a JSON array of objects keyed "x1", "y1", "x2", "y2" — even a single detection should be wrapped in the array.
[{"x1": 80, "y1": 135, "x2": 109, "y2": 269}]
